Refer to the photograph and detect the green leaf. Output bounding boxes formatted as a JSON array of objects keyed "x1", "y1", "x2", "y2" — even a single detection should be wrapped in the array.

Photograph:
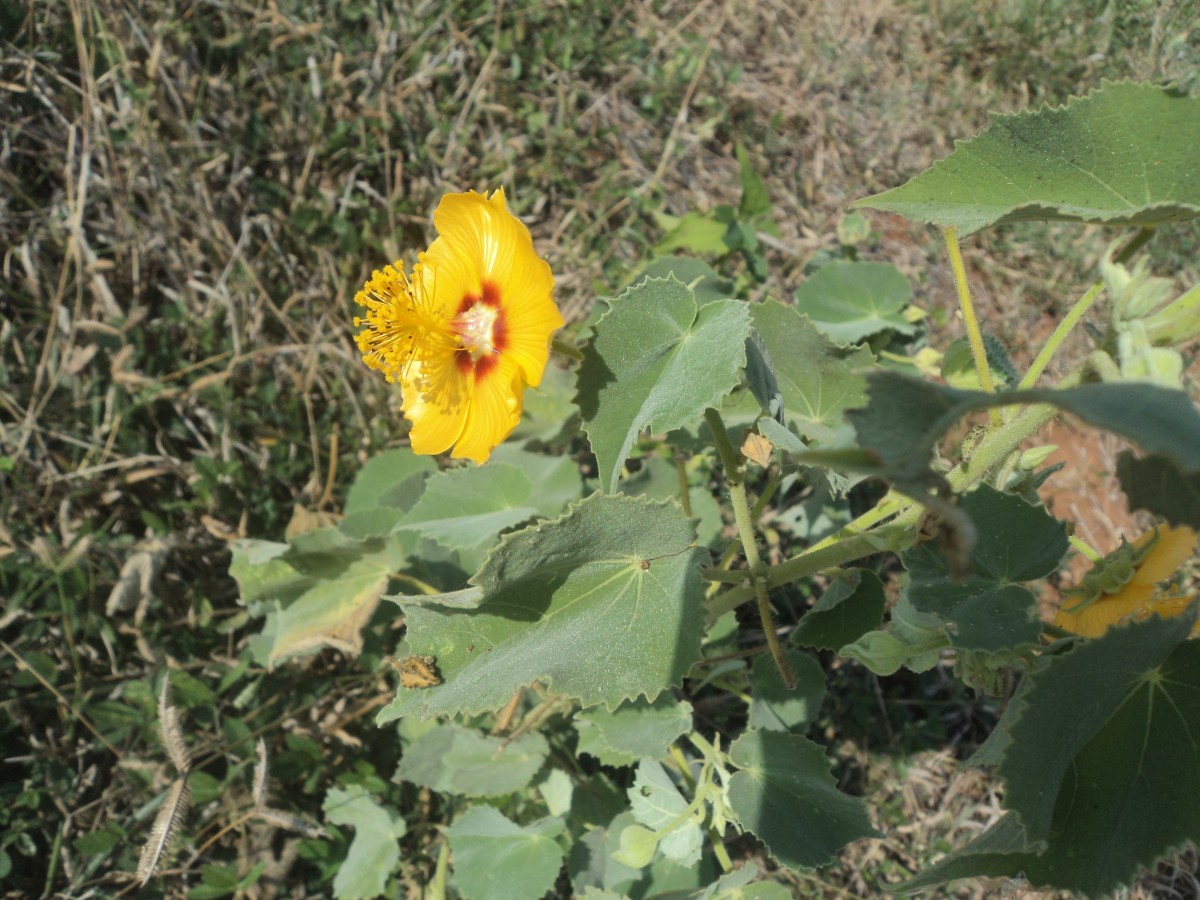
[
  {"x1": 577, "y1": 888, "x2": 629, "y2": 900},
  {"x1": 727, "y1": 730, "x2": 879, "y2": 869},
  {"x1": 742, "y1": 329, "x2": 783, "y2": 424},
  {"x1": 1117, "y1": 451, "x2": 1200, "y2": 528},
  {"x1": 323, "y1": 785, "x2": 406, "y2": 900},
  {"x1": 571, "y1": 807, "x2": 714, "y2": 895},
  {"x1": 511, "y1": 358, "x2": 579, "y2": 444},
  {"x1": 257, "y1": 536, "x2": 406, "y2": 667},
  {"x1": 748, "y1": 650, "x2": 825, "y2": 733},
  {"x1": 447, "y1": 806, "x2": 565, "y2": 900},
  {"x1": 701, "y1": 862, "x2": 793, "y2": 899},
  {"x1": 574, "y1": 695, "x2": 694, "y2": 767},
  {"x1": 489, "y1": 445, "x2": 584, "y2": 519},
  {"x1": 837, "y1": 211, "x2": 872, "y2": 247},
  {"x1": 344, "y1": 449, "x2": 436, "y2": 515},
  {"x1": 577, "y1": 276, "x2": 751, "y2": 492},
  {"x1": 627, "y1": 759, "x2": 703, "y2": 865},
  {"x1": 853, "y1": 82, "x2": 1200, "y2": 236},
  {"x1": 900, "y1": 614, "x2": 1200, "y2": 897},
  {"x1": 654, "y1": 211, "x2": 732, "y2": 256},
  {"x1": 793, "y1": 569, "x2": 886, "y2": 650},
  {"x1": 755, "y1": 417, "x2": 805, "y2": 454},
  {"x1": 750, "y1": 300, "x2": 874, "y2": 445},
  {"x1": 167, "y1": 669, "x2": 215, "y2": 707},
  {"x1": 398, "y1": 463, "x2": 538, "y2": 555},
  {"x1": 848, "y1": 372, "x2": 1200, "y2": 488},
  {"x1": 839, "y1": 605, "x2": 948, "y2": 677},
  {"x1": 622, "y1": 455, "x2": 723, "y2": 547},
  {"x1": 188, "y1": 862, "x2": 264, "y2": 899},
  {"x1": 228, "y1": 540, "x2": 306, "y2": 606},
  {"x1": 536, "y1": 768, "x2": 574, "y2": 817},
  {"x1": 902, "y1": 485, "x2": 1068, "y2": 652},
  {"x1": 74, "y1": 822, "x2": 124, "y2": 856},
  {"x1": 736, "y1": 143, "x2": 771, "y2": 221},
  {"x1": 187, "y1": 865, "x2": 235, "y2": 899},
  {"x1": 569, "y1": 814, "x2": 643, "y2": 893},
  {"x1": 378, "y1": 494, "x2": 708, "y2": 721},
  {"x1": 189, "y1": 771, "x2": 223, "y2": 807},
  {"x1": 1000, "y1": 612, "x2": 1196, "y2": 848},
  {"x1": 629, "y1": 257, "x2": 734, "y2": 306},
  {"x1": 793, "y1": 262, "x2": 917, "y2": 345},
  {"x1": 394, "y1": 723, "x2": 548, "y2": 797}
]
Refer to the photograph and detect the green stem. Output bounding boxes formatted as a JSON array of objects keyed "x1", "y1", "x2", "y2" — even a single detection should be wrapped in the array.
[
  {"x1": 669, "y1": 743, "x2": 734, "y2": 872},
  {"x1": 1019, "y1": 281, "x2": 1105, "y2": 389},
  {"x1": 428, "y1": 837, "x2": 449, "y2": 900},
  {"x1": 44, "y1": 820, "x2": 64, "y2": 898},
  {"x1": 1019, "y1": 226, "x2": 1154, "y2": 389},
  {"x1": 704, "y1": 408, "x2": 795, "y2": 688},
  {"x1": 674, "y1": 455, "x2": 693, "y2": 518},
  {"x1": 944, "y1": 226, "x2": 999, "y2": 424},
  {"x1": 1069, "y1": 534, "x2": 1102, "y2": 562},
  {"x1": 550, "y1": 336, "x2": 582, "y2": 360},
  {"x1": 708, "y1": 377, "x2": 1078, "y2": 615}
]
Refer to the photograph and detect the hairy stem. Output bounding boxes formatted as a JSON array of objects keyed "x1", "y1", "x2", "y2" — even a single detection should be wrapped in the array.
[
  {"x1": 706, "y1": 373, "x2": 1080, "y2": 613},
  {"x1": 704, "y1": 408, "x2": 795, "y2": 688},
  {"x1": 674, "y1": 455, "x2": 692, "y2": 518},
  {"x1": 944, "y1": 226, "x2": 999, "y2": 424}
]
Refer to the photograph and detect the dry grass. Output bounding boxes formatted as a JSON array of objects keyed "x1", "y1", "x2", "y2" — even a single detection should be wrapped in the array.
[{"x1": 2, "y1": 0, "x2": 1198, "y2": 895}]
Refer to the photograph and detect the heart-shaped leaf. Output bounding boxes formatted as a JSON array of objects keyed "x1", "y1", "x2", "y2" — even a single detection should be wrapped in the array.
[
  {"x1": 750, "y1": 300, "x2": 874, "y2": 445},
  {"x1": 447, "y1": 806, "x2": 565, "y2": 900},
  {"x1": 793, "y1": 261, "x2": 916, "y2": 344},
  {"x1": 574, "y1": 695, "x2": 694, "y2": 767},
  {"x1": 903, "y1": 485, "x2": 1069, "y2": 652},
  {"x1": 577, "y1": 276, "x2": 750, "y2": 492},
  {"x1": 899, "y1": 613, "x2": 1200, "y2": 897},
  {"x1": 323, "y1": 786, "x2": 406, "y2": 900},
  {"x1": 727, "y1": 730, "x2": 879, "y2": 869},
  {"x1": 378, "y1": 494, "x2": 707, "y2": 721},
  {"x1": 394, "y1": 723, "x2": 548, "y2": 798},
  {"x1": 854, "y1": 82, "x2": 1200, "y2": 235},
  {"x1": 398, "y1": 463, "x2": 538, "y2": 555}
]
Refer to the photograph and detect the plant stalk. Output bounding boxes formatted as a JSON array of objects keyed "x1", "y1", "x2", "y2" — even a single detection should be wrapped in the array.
[
  {"x1": 704, "y1": 408, "x2": 795, "y2": 688},
  {"x1": 944, "y1": 226, "x2": 999, "y2": 425},
  {"x1": 1020, "y1": 226, "x2": 1155, "y2": 389}
]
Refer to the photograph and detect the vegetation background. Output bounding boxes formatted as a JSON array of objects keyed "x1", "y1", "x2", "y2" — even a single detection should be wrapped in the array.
[{"x1": 2, "y1": 0, "x2": 1198, "y2": 896}]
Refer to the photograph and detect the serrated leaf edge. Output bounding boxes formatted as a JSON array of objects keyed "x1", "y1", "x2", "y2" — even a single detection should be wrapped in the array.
[{"x1": 384, "y1": 492, "x2": 707, "y2": 720}]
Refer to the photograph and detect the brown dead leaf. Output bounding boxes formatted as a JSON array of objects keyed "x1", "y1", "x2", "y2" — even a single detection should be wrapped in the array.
[
  {"x1": 284, "y1": 504, "x2": 341, "y2": 539},
  {"x1": 200, "y1": 515, "x2": 244, "y2": 542},
  {"x1": 741, "y1": 431, "x2": 774, "y2": 468}
]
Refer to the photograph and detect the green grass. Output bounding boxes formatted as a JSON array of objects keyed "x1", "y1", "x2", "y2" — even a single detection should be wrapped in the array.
[{"x1": 2, "y1": 0, "x2": 1198, "y2": 895}]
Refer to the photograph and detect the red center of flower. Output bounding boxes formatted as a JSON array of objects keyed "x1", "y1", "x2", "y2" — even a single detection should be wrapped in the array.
[{"x1": 452, "y1": 281, "x2": 508, "y2": 380}]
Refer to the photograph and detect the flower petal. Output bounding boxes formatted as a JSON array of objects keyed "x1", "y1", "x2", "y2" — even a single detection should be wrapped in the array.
[
  {"x1": 450, "y1": 358, "x2": 525, "y2": 464},
  {"x1": 401, "y1": 353, "x2": 470, "y2": 456},
  {"x1": 1053, "y1": 583, "x2": 1157, "y2": 638},
  {"x1": 1130, "y1": 526, "x2": 1197, "y2": 585}
]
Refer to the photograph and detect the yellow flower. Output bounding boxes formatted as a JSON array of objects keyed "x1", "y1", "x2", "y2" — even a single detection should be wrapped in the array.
[
  {"x1": 1052, "y1": 525, "x2": 1199, "y2": 638},
  {"x1": 353, "y1": 189, "x2": 564, "y2": 463}
]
